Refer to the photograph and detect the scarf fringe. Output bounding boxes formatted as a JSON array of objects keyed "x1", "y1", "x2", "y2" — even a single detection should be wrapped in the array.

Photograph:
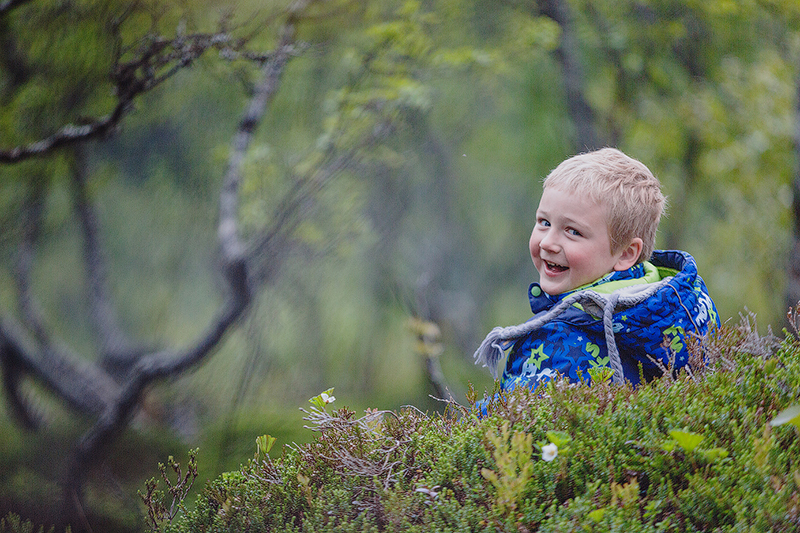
[{"x1": 473, "y1": 327, "x2": 508, "y2": 379}]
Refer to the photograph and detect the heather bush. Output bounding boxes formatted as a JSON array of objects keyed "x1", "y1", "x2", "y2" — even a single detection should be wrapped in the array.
[{"x1": 146, "y1": 314, "x2": 800, "y2": 532}]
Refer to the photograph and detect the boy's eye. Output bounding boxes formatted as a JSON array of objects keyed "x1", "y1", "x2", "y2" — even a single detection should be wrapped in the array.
[
  {"x1": 538, "y1": 218, "x2": 550, "y2": 227},
  {"x1": 567, "y1": 228, "x2": 582, "y2": 237}
]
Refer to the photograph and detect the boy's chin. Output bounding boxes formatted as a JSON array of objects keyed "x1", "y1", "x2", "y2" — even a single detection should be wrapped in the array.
[{"x1": 538, "y1": 278, "x2": 571, "y2": 296}]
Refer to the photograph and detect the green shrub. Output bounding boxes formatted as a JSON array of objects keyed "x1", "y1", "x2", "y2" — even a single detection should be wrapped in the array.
[
  {"x1": 147, "y1": 317, "x2": 800, "y2": 532},
  {"x1": 0, "y1": 513, "x2": 61, "y2": 533}
]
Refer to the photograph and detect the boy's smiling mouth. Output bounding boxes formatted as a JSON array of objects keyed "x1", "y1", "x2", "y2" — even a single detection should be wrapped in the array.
[{"x1": 544, "y1": 260, "x2": 568, "y2": 273}]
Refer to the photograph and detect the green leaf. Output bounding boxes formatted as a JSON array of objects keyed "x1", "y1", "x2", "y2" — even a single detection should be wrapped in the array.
[
  {"x1": 588, "y1": 508, "x2": 606, "y2": 522},
  {"x1": 587, "y1": 365, "x2": 614, "y2": 384},
  {"x1": 256, "y1": 434, "x2": 276, "y2": 457},
  {"x1": 701, "y1": 447, "x2": 729, "y2": 462},
  {"x1": 769, "y1": 405, "x2": 800, "y2": 429},
  {"x1": 668, "y1": 429, "x2": 705, "y2": 452},
  {"x1": 545, "y1": 430, "x2": 572, "y2": 448}
]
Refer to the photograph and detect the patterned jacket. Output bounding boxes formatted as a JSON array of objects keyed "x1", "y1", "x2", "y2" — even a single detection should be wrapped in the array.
[{"x1": 474, "y1": 250, "x2": 719, "y2": 391}]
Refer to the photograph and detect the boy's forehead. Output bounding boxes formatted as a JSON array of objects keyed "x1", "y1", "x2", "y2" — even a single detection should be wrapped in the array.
[
  {"x1": 538, "y1": 186, "x2": 611, "y2": 226},
  {"x1": 540, "y1": 184, "x2": 601, "y2": 207}
]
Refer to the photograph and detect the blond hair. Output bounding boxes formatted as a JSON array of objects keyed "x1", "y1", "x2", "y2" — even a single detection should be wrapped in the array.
[{"x1": 542, "y1": 148, "x2": 665, "y2": 263}]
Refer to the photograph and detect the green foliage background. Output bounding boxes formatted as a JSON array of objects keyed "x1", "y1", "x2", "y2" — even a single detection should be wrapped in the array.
[{"x1": 0, "y1": 0, "x2": 799, "y2": 529}]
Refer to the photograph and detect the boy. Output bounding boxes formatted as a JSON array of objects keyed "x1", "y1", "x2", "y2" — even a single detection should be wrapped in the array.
[{"x1": 474, "y1": 148, "x2": 719, "y2": 391}]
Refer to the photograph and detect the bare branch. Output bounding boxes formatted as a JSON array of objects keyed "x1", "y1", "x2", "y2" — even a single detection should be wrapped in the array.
[
  {"x1": 138, "y1": 28, "x2": 301, "y2": 381},
  {"x1": 3, "y1": 174, "x2": 120, "y2": 427},
  {"x1": 0, "y1": 332, "x2": 40, "y2": 430},
  {"x1": 0, "y1": 318, "x2": 117, "y2": 415},
  {"x1": 68, "y1": 146, "x2": 141, "y2": 373},
  {"x1": 219, "y1": 35, "x2": 296, "y2": 265},
  {"x1": 14, "y1": 177, "x2": 49, "y2": 345},
  {"x1": 0, "y1": 30, "x2": 276, "y2": 164},
  {"x1": 0, "y1": 115, "x2": 118, "y2": 163}
]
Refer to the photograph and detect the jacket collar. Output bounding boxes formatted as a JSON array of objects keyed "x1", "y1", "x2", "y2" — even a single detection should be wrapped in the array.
[{"x1": 529, "y1": 261, "x2": 659, "y2": 314}]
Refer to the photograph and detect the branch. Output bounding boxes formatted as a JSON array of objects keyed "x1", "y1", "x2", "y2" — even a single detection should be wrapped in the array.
[
  {"x1": 69, "y1": 146, "x2": 141, "y2": 373},
  {"x1": 0, "y1": 30, "x2": 275, "y2": 164},
  {"x1": 218, "y1": 33, "x2": 296, "y2": 266},
  {"x1": 2, "y1": 168, "x2": 125, "y2": 425},
  {"x1": 4, "y1": 175, "x2": 125, "y2": 425},
  {"x1": 145, "y1": 26, "x2": 300, "y2": 380},
  {"x1": 0, "y1": 330, "x2": 40, "y2": 429},
  {"x1": 14, "y1": 177, "x2": 49, "y2": 345},
  {"x1": 0, "y1": 318, "x2": 118, "y2": 415},
  {"x1": 0, "y1": 115, "x2": 122, "y2": 164}
]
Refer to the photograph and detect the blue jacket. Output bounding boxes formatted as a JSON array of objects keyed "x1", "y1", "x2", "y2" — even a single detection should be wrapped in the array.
[{"x1": 474, "y1": 250, "x2": 719, "y2": 391}]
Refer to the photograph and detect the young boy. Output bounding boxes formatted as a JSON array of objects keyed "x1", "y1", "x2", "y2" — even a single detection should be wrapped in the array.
[{"x1": 474, "y1": 148, "x2": 719, "y2": 392}]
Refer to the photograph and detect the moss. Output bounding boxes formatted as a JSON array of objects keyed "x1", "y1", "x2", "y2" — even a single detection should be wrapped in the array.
[{"x1": 148, "y1": 319, "x2": 800, "y2": 532}]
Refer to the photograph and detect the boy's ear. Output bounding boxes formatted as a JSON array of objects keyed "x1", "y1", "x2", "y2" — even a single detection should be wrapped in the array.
[{"x1": 613, "y1": 237, "x2": 644, "y2": 271}]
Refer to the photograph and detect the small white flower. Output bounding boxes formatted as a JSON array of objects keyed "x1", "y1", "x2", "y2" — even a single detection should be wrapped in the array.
[
  {"x1": 320, "y1": 392, "x2": 336, "y2": 404},
  {"x1": 542, "y1": 442, "x2": 558, "y2": 462}
]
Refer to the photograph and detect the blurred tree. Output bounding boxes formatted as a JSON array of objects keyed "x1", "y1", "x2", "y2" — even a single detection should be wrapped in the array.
[
  {"x1": 0, "y1": 0, "x2": 430, "y2": 528},
  {"x1": 0, "y1": 1, "x2": 302, "y2": 526}
]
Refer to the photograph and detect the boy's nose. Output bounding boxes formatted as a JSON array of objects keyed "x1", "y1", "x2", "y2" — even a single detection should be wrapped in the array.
[{"x1": 539, "y1": 232, "x2": 560, "y2": 253}]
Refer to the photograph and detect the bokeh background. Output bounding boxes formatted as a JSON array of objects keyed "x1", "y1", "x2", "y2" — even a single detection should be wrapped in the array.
[{"x1": 1, "y1": 0, "x2": 799, "y2": 530}]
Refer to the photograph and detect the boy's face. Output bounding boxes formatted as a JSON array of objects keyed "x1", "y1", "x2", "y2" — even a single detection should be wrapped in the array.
[{"x1": 530, "y1": 186, "x2": 640, "y2": 295}]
